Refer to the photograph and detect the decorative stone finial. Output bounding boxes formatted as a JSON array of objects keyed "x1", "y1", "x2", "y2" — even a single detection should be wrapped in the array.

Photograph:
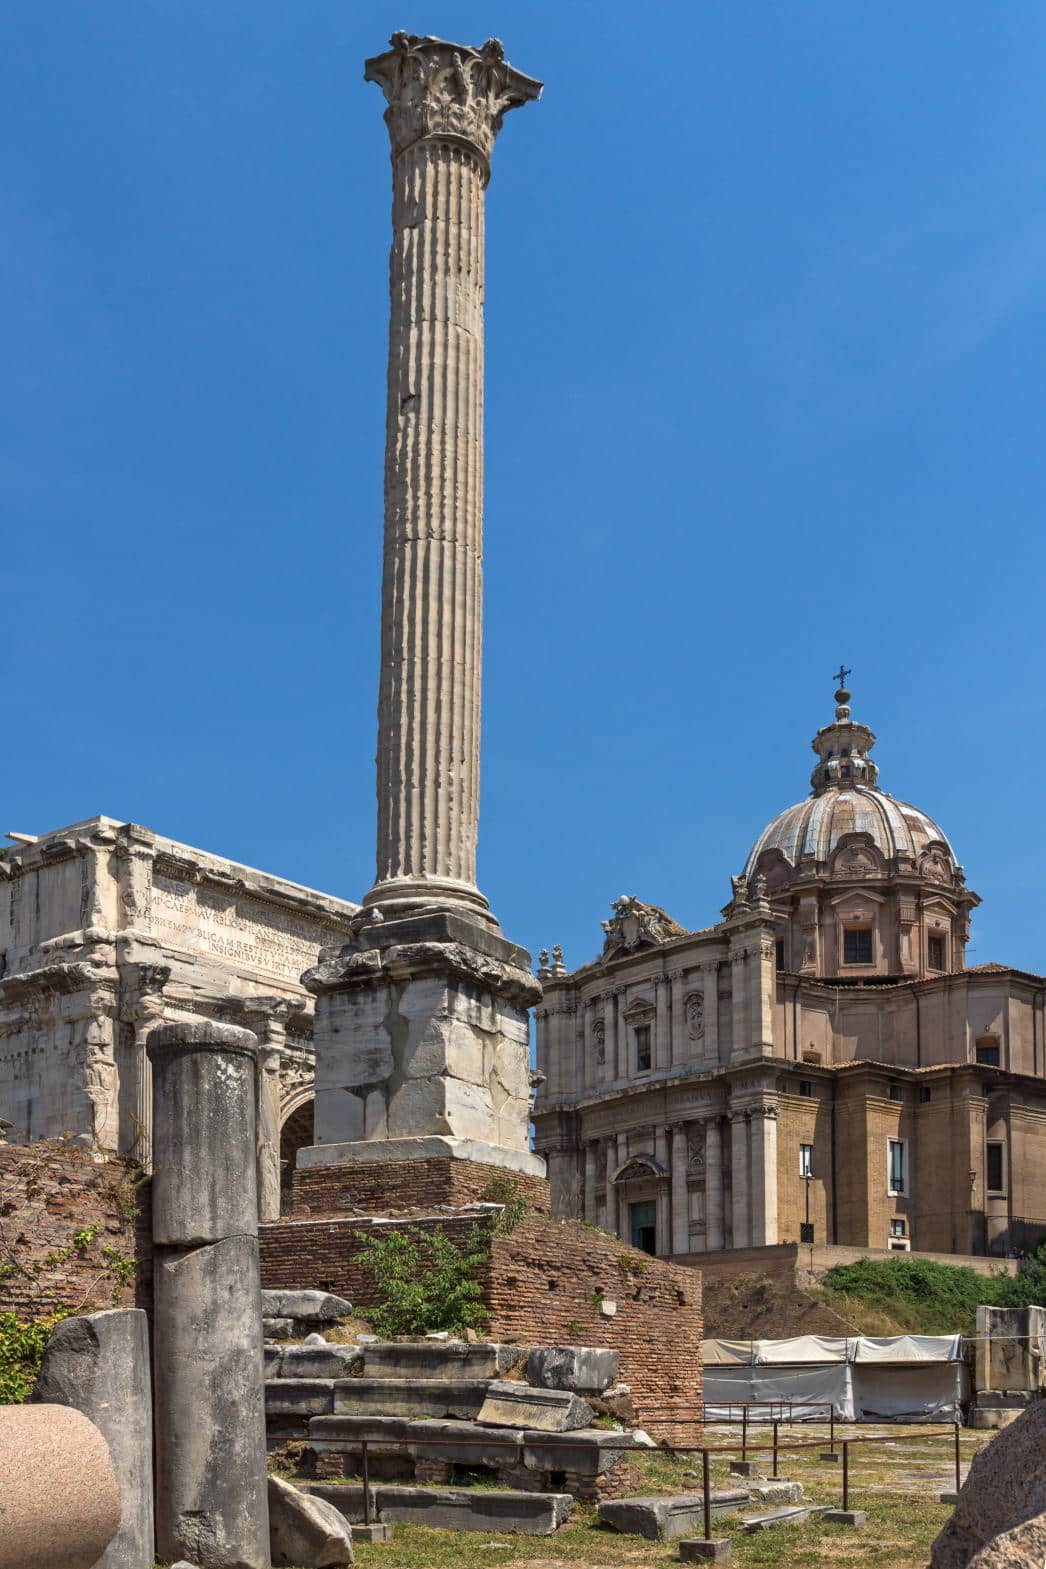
[{"x1": 365, "y1": 33, "x2": 542, "y2": 165}]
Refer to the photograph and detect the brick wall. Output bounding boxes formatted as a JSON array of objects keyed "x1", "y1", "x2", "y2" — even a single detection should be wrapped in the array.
[
  {"x1": 291, "y1": 1158, "x2": 551, "y2": 1218},
  {"x1": 0, "y1": 1140, "x2": 150, "y2": 1316},
  {"x1": 263, "y1": 1156, "x2": 703, "y2": 1446}
]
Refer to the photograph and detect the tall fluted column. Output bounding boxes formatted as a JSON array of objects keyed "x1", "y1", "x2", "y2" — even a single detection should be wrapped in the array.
[{"x1": 363, "y1": 33, "x2": 541, "y2": 922}]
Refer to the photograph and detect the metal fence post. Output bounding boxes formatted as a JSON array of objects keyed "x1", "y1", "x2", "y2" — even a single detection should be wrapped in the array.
[
  {"x1": 742, "y1": 1405, "x2": 748, "y2": 1462},
  {"x1": 772, "y1": 1419, "x2": 779, "y2": 1479},
  {"x1": 361, "y1": 1439, "x2": 371, "y2": 1527},
  {"x1": 702, "y1": 1449, "x2": 711, "y2": 1541},
  {"x1": 842, "y1": 1440, "x2": 849, "y2": 1512},
  {"x1": 954, "y1": 1421, "x2": 961, "y2": 1495}
]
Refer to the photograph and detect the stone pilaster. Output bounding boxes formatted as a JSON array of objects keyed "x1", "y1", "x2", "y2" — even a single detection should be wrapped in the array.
[
  {"x1": 362, "y1": 34, "x2": 541, "y2": 923},
  {"x1": 749, "y1": 1105, "x2": 779, "y2": 1246},
  {"x1": 119, "y1": 963, "x2": 169, "y2": 1169},
  {"x1": 240, "y1": 996, "x2": 307, "y2": 1224},
  {"x1": 730, "y1": 1111, "x2": 750, "y2": 1249},
  {"x1": 604, "y1": 993, "x2": 618, "y2": 1084},
  {"x1": 604, "y1": 1138, "x2": 618, "y2": 1237},
  {"x1": 705, "y1": 1117, "x2": 725, "y2": 1250},
  {"x1": 670, "y1": 1123, "x2": 690, "y2": 1254},
  {"x1": 654, "y1": 975, "x2": 670, "y2": 1071},
  {"x1": 702, "y1": 961, "x2": 720, "y2": 1063},
  {"x1": 584, "y1": 1140, "x2": 598, "y2": 1221},
  {"x1": 669, "y1": 969, "x2": 687, "y2": 1065}
]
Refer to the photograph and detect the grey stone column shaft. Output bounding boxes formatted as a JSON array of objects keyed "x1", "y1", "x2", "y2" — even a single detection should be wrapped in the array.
[
  {"x1": 655, "y1": 975, "x2": 670, "y2": 1071},
  {"x1": 148, "y1": 1021, "x2": 270, "y2": 1569},
  {"x1": 363, "y1": 34, "x2": 540, "y2": 922},
  {"x1": 584, "y1": 1140, "x2": 597, "y2": 1221}
]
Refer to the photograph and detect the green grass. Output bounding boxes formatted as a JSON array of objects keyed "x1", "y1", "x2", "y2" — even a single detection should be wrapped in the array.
[
  {"x1": 245, "y1": 1422, "x2": 991, "y2": 1569},
  {"x1": 817, "y1": 1256, "x2": 1014, "y2": 1335}
]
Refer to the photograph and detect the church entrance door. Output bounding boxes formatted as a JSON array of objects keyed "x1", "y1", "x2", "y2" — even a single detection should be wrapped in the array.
[{"x1": 630, "y1": 1200, "x2": 657, "y2": 1255}]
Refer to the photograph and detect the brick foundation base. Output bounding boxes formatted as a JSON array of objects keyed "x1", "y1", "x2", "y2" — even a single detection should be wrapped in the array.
[{"x1": 290, "y1": 1156, "x2": 551, "y2": 1218}]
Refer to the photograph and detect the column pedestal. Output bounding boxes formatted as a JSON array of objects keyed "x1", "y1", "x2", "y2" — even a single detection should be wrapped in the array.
[{"x1": 302, "y1": 910, "x2": 544, "y2": 1179}]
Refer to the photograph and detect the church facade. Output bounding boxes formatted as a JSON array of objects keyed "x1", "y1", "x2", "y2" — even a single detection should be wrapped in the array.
[{"x1": 532, "y1": 682, "x2": 1046, "y2": 1262}]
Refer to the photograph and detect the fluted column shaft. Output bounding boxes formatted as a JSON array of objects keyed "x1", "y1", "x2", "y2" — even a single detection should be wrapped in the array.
[
  {"x1": 374, "y1": 137, "x2": 486, "y2": 905},
  {"x1": 364, "y1": 33, "x2": 541, "y2": 920}
]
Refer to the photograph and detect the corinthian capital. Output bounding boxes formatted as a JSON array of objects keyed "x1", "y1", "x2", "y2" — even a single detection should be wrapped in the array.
[{"x1": 365, "y1": 33, "x2": 542, "y2": 165}]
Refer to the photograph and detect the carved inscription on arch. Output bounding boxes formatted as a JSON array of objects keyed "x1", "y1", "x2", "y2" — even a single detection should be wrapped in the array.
[{"x1": 151, "y1": 875, "x2": 348, "y2": 982}]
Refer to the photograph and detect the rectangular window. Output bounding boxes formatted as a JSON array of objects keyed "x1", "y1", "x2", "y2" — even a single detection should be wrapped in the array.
[
  {"x1": 976, "y1": 1039, "x2": 1001, "y2": 1067},
  {"x1": 890, "y1": 1218, "x2": 907, "y2": 1238},
  {"x1": 928, "y1": 935, "x2": 946, "y2": 971},
  {"x1": 800, "y1": 1221, "x2": 815, "y2": 1243},
  {"x1": 634, "y1": 1024, "x2": 652, "y2": 1073},
  {"x1": 987, "y1": 1142, "x2": 1005, "y2": 1193},
  {"x1": 799, "y1": 1143, "x2": 813, "y2": 1178},
  {"x1": 843, "y1": 928, "x2": 873, "y2": 965},
  {"x1": 799, "y1": 1080, "x2": 813, "y2": 1098},
  {"x1": 889, "y1": 1084, "x2": 903, "y2": 1102},
  {"x1": 775, "y1": 939, "x2": 785, "y2": 971},
  {"x1": 888, "y1": 1138, "x2": 907, "y2": 1195},
  {"x1": 919, "y1": 1087, "x2": 932, "y2": 1103}
]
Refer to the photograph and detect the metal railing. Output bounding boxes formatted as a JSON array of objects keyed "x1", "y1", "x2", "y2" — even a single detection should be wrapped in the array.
[{"x1": 310, "y1": 1417, "x2": 964, "y2": 1535}]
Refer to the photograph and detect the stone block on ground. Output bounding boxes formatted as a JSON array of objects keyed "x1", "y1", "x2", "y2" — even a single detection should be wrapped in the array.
[
  {"x1": 279, "y1": 1346, "x2": 364, "y2": 1381},
  {"x1": 267, "y1": 1379, "x2": 337, "y2": 1416},
  {"x1": 522, "y1": 1427, "x2": 635, "y2": 1475},
  {"x1": 262, "y1": 1290, "x2": 354, "y2": 1323},
  {"x1": 747, "y1": 1480, "x2": 804, "y2": 1505},
  {"x1": 822, "y1": 1509, "x2": 866, "y2": 1527},
  {"x1": 407, "y1": 1418, "x2": 525, "y2": 1466},
  {"x1": 679, "y1": 1541, "x2": 732, "y2": 1564},
  {"x1": 264, "y1": 1317, "x2": 296, "y2": 1341},
  {"x1": 269, "y1": 1476, "x2": 354, "y2": 1566},
  {"x1": 351, "y1": 1524, "x2": 393, "y2": 1543},
  {"x1": 525, "y1": 1346, "x2": 620, "y2": 1395},
  {"x1": 333, "y1": 1377, "x2": 491, "y2": 1421},
  {"x1": 599, "y1": 1494, "x2": 747, "y2": 1541},
  {"x1": 930, "y1": 1400, "x2": 1046, "y2": 1569},
  {"x1": 477, "y1": 1380, "x2": 593, "y2": 1432},
  {"x1": 31, "y1": 1308, "x2": 153, "y2": 1569},
  {"x1": 304, "y1": 1482, "x2": 571, "y2": 1535},
  {"x1": 374, "y1": 1485, "x2": 572, "y2": 1535},
  {"x1": 0, "y1": 1403, "x2": 121, "y2": 1569},
  {"x1": 361, "y1": 1341, "x2": 523, "y2": 1381}
]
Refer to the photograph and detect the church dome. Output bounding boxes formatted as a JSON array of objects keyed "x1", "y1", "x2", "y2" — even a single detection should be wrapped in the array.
[
  {"x1": 742, "y1": 675, "x2": 959, "y2": 879},
  {"x1": 743, "y1": 786, "x2": 956, "y2": 877}
]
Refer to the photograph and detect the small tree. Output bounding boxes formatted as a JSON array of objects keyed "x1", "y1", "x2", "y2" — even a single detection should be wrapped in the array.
[{"x1": 354, "y1": 1225, "x2": 492, "y2": 1338}]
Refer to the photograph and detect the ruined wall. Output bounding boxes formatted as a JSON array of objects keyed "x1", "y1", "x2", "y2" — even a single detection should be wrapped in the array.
[
  {"x1": 263, "y1": 1172, "x2": 702, "y2": 1444},
  {"x1": 0, "y1": 1140, "x2": 149, "y2": 1316}
]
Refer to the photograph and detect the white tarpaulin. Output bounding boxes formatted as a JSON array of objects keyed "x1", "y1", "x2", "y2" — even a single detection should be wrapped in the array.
[
  {"x1": 852, "y1": 1362, "x2": 969, "y2": 1423},
  {"x1": 755, "y1": 1336, "x2": 850, "y2": 1364},
  {"x1": 703, "y1": 1333, "x2": 969, "y2": 1423},
  {"x1": 703, "y1": 1361, "x2": 854, "y2": 1421},
  {"x1": 852, "y1": 1334, "x2": 961, "y2": 1364},
  {"x1": 703, "y1": 1339, "x2": 756, "y2": 1366}
]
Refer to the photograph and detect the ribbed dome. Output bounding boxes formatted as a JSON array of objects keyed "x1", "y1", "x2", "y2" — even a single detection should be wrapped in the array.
[{"x1": 743, "y1": 784, "x2": 956, "y2": 877}]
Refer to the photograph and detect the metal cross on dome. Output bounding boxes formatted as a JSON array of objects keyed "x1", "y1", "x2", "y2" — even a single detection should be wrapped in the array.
[{"x1": 833, "y1": 664, "x2": 852, "y2": 688}]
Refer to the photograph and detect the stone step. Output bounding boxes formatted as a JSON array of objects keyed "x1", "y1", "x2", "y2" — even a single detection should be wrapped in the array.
[
  {"x1": 303, "y1": 1482, "x2": 573, "y2": 1535},
  {"x1": 478, "y1": 1380, "x2": 594, "y2": 1433},
  {"x1": 272, "y1": 1345, "x2": 363, "y2": 1381},
  {"x1": 307, "y1": 1414, "x2": 635, "y2": 1473},
  {"x1": 360, "y1": 1342, "x2": 524, "y2": 1382},
  {"x1": 599, "y1": 1492, "x2": 751, "y2": 1540},
  {"x1": 268, "y1": 1377, "x2": 495, "y2": 1421}
]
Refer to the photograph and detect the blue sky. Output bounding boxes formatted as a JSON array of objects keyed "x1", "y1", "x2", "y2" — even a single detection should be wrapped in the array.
[{"x1": 4, "y1": 4, "x2": 1046, "y2": 974}]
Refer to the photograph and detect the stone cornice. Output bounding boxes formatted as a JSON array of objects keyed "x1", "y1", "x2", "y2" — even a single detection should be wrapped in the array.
[
  {"x1": 303, "y1": 938, "x2": 541, "y2": 1010},
  {"x1": 365, "y1": 33, "x2": 541, "y2": 167}
]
